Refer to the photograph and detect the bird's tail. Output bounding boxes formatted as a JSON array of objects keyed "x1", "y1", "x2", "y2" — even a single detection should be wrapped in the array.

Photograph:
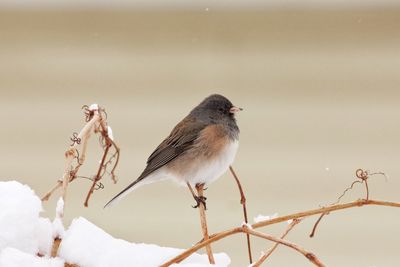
[
  {"x1": 104, "y1": 171, "x2": 168, "y2": 208},
  {"x1": 104, "y1": 178, "x2": 144, "y2": 208}
]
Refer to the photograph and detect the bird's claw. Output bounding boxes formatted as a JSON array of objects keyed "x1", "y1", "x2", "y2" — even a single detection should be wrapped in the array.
[{"x1": 192, "y1": 196, "x2": 207, "y2": 209}]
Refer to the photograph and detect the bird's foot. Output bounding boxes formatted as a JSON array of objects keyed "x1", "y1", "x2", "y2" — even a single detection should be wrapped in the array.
[{"x1": 192, "y1": 195, "x2": 207, "y2": 209}]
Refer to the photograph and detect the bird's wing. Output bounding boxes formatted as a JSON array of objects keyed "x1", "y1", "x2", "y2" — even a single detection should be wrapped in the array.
[
  {"x1": 144, "y1": 117, "x2": 207, "y2": 177},
  {"x1": 104, "y1": 116, "x2": 207, "y2": 208}
]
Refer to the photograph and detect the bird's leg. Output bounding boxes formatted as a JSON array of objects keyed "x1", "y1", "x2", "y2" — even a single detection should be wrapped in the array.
[
  {"x1": 187, "y1": 182, "x2": 207, "y2": 209},
  {"x1": 195, "y1": 183, "x2": 207, "y2": 209}
]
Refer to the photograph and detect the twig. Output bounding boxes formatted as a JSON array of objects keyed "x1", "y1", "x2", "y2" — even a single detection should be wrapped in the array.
[
  {"x1": 51, "y1": 238, "x2": 62, "y2": 257},
  {"x1": 195, "y1": 183, "x2": 215, "y2": 264},
  {"x1": 253, "y1": 219, "x2": 301, "y2": 266},
  {"x1": 229, "y1": 165, "x2": 252, "y2": 264},
  {"x1": 41, "y1": 109, "x2": 99, "y2": 202},
  {"x1": 42, "y1": 105, "x2": 120, "y2": 207},
  {"x1": 331, "y1": 180, "x2": 363, "y2": 205},
  {"x1": 61, "y1": 150, "x2": 75, "y2": 206},
  {"x1": 96, "y1": 108, "x2": 120, "y2": 183},
  {"x1": 161, "y1": 199, "x2": 400, "y2": 266},
  {"x1": 309, "y1": 213, "x2": 328, "y2": 238},
  {"x1": 311, "y1": 168, "x2": 385, "y2": 238},
  {"x1": 243, "y1": 226, "x2": 325, "y2": 267},
  {"x1": 331, "y1": 168, "x2": 386, "y2": 206},
  {"x1": 84, "y1": 107, "x2": 120, "y2": 206},
  {"x1": 41, "y1": 181, "x2": 62, "y2": 202},
  {"x1": 355, "y1": 169, "x2": 369, "y2": 200},
  {"x1": 104, "y1": 138, "x2": 120, "y2": 184},
  {"x1": 84, "y1": 143, "x2": 111, "y2": 207}
]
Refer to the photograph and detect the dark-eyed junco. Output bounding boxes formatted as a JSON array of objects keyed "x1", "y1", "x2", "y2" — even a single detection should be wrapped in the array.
[{"x1": 105, "y1": 94, "x2": 241, "y2": 208}]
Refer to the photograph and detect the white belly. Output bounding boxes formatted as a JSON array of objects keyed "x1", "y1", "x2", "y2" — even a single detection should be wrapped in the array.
[{"x1": 185, "y1": 140, "x2": 239, "y2": 185}]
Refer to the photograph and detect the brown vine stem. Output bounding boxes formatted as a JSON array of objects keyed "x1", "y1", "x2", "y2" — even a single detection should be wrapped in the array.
[
  {"x1": 195, "y1": 183, "x2": 215, "y2": 264},
  {"x1": 84, "y1": 143, "x2": 111, "y2": 207},
  {"x1": 42, "y1": 105, "x2": 120, "y2": 207},
  {"x1": 229, "y1": 166, "x2": 252, "y2": 264},
  {"x1": 253, "y1": 219, "x2": 301, "y2": 266},
  {"x1": 95, "y1": 109, "x2": 120, "y2": 180},
  {"x1": 244, "y1": 226, "x2": 325, "y2": 267},
  {"x1": 309, "y1": 213, "x2": 328, "y2": 238},
  {"x1": 161, "y1": 199, "x2": 400, "y2": 266},
  {"x1": 41, "y1": 110, "x2": 99, "y2": 202}
]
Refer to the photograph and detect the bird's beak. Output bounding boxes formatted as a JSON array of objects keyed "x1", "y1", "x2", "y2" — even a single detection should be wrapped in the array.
[{"x1": 229, "y1": 106, "x2": 243, "y2": 114}]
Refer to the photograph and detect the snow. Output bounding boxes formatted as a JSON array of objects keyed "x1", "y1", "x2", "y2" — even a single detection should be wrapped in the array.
[
  {"x1": 253, "y1": 213, "x2": 278, "y2": 223},
  {"x1": 241, "y1": 222, "x2": 253, "y2": 229},
  {"x1": 0, "y1": 181, "x2": 230, "y2": 267},
  {"x1": 52, "y1": 198, "x2": 65, "y2": 239},
  {"x1": 0, "y1": 248, "x2": 64, "y2": 267},
  {"x1": 0, "y1": 181, "x2": 53, "y2": 256},
  {"x1": 59, "y1": 217, "x2": 230, "y2": 267},
  {"x1": 107, "y1": 126, "x2": 114, "y2": 140},
  {"x1": 88, "y1": 103, "x2": 98, "y2": 111},
  {"x1": 55, "y1": 197, "x2": 64, "y2": 217}
]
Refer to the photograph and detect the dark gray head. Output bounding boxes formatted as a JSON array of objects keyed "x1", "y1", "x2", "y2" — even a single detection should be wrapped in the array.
[
  {"x1": 192, "y1": 94, "x2": 242, "y2": 118},
  {"x1": 191, "y1": 94, "x2": 241, "y2": 138}
]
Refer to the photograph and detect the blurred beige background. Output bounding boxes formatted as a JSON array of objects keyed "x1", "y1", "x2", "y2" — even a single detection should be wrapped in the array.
[{"x1": 1, "y1": 2, "x2": 400, "y2": 266}]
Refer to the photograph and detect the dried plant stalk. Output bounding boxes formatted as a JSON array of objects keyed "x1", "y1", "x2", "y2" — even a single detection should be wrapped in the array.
[
  {"x1": 41, "y1": 105, "x2": 120, "y2": 208},
  {"x1": 196, "y1": 184, "x2": 215, "y2": 264},
  {"x1": 50, "y1": 238, "x2": 62, "y2": 258},
  {"x1": 42, "y1": 104, "x2": 120, "y2": 262},
  {"x1": 161, "y1": 199, "x2": 400, "y2": 266},
  {"x1": 244, "y1": 226, "x2": 325, "y2": 267},
  {"x1": 229, "y1": 166, "x2": 252, "y2": 264},
  {"x1": 41, "y1": 110, "x2": 100, "y2": 203},
  {"x1": 253, "y1": 219, "x2": 301, "y2": 266}
]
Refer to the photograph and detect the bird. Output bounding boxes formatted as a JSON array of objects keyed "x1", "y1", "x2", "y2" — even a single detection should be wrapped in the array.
[{"x1": 104, "y1": 94, "x2": 242, "y2": 209}]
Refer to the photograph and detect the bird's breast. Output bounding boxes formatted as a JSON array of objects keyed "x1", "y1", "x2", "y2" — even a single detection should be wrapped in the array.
[{"x1": 167, "y1": 124, "x2": 239, "y2": 185}]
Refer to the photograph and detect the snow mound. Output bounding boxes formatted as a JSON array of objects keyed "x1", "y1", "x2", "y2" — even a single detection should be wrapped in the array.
[
  {"x1": 0, "y1": 181, "x2": 230, "y2": 267},
  {"x1": 59, "y1": 217, "x2": 229, "y2": 267},
  {"x1": 0, "y1": 248, "x2": 64, "y2": 267},
  {"x1": 0, "y1": 181, "x2": 53, "y2": 256}
]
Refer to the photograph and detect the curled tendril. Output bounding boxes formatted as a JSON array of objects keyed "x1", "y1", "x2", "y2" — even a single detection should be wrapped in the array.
[
  {"x1": 70, "y1": 132, "x2": 81, "y2": 146},
  {"x1": 311, "y1": 168, "x2": 383, "y2": 238},
  {"x1": 74, "y1": 149, "x2": 82, "y2": 165},
  {"x1": 331, "y1": 168, "x2": 387, "y2": 206},
  {"x1": 356, "y1": 169, "x2": 388, "y2": 182},
  {"x1": 76, "y1": 176, "x2": 104, "y2": 190},
  {"x1": 331, "y1": 180, "x2": 363, "y2": 205},
  {"x1": 82, "y1": 105, "x2": 95, "y2": 122},
  {"x1": 356, "y1": 169, "x2": 369, "y2": 181}
]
